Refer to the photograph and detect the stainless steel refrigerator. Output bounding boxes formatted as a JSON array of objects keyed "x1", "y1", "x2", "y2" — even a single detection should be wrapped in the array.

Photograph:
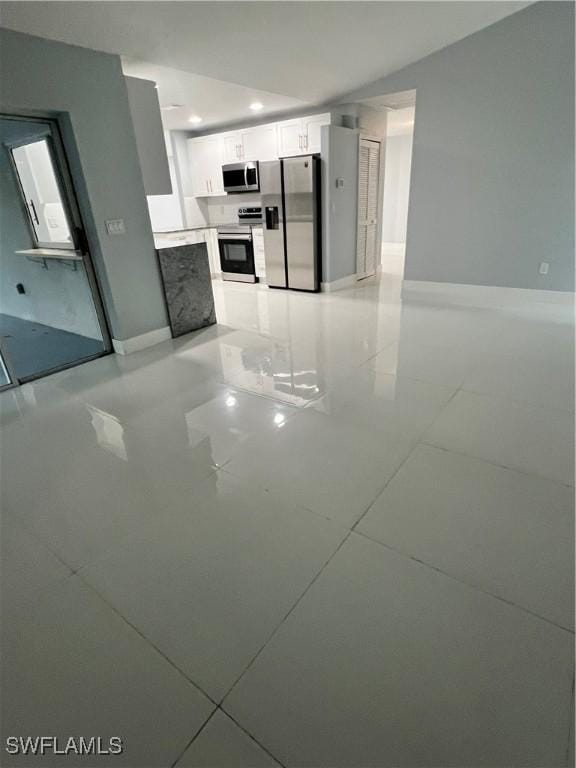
[{"x1": 260, "y1": 155, "x2": 321, "y2": 292}]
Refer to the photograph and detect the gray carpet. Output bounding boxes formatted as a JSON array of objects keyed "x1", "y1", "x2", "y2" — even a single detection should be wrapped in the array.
[{"x1": 0, "y1": 313, "x2": 105, "y2": 380}]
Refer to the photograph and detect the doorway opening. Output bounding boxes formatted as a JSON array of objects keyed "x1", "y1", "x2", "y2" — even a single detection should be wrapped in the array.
[
  {"x1": 0, "y1": 115, "x2": 111, "y2": 388},
  {"x1": 379, "y1": 91, "x2": 416, "y2": 279}
]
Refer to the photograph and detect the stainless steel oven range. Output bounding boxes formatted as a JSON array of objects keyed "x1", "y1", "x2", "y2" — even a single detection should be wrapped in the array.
[{"x1": 217, "y1": 225, "x2": 258, "y2": 283}]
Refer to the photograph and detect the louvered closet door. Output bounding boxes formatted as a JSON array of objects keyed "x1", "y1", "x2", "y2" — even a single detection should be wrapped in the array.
[{"x1": 356, "y1": 138, "x2": 381, "y2": 279}]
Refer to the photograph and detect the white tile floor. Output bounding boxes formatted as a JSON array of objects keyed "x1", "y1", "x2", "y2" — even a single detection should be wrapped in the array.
[{"x1": 1, "y1": 275, "x2": 574, "y2": 767}]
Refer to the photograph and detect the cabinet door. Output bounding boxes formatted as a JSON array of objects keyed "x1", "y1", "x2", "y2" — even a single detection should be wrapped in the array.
[
  {"x1": 222, "y1": 132, "x2": 243, "y2": 163},
  {"x1": 203, "y1": 136, "x2": 224, "y2": 195},
  {"x1": 242, "y1": 124, "x2": 278, "y2": 161},
  {"x1": 188, "y1": 138, "x2": 208, "y2": 196},
  {"x1": 303, "y1": 113, "x2": 330, "y2": 154},
  {"x1": 277, "y1": 119, "x2": 304, "y2": 157}
]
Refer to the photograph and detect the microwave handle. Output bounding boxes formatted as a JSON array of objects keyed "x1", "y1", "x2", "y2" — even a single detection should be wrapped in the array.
[{"x1": 244, "y1": 165, "x2": 248, "y2": 189}]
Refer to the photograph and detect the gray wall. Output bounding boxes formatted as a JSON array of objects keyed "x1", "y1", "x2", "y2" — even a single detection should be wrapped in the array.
[
  {"x1": 0, "y1": 28, "x2": 169, "y2": 340},
  {"x1": 345, "y1": 1, "x2": 575, "y2": 291},
  {"x1": 125, "y1": 76, "x2": 172, "y2": 196}
]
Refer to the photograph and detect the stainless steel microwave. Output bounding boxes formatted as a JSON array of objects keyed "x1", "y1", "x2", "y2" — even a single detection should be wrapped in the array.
[{"x1": 222, "y1": 161, "x2": 259, "y2": 194}]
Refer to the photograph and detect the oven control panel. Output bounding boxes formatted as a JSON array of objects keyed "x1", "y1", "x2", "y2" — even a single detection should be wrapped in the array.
[{"x1": 238, "y1": 206, "x2": 263, "y2": 223}]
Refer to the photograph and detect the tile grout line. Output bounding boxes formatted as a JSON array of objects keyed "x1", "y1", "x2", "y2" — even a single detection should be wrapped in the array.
[
  {"x1": 167, "y1": 703, "x2": 286, "y2": 768},
  {"x1": 350, "y1": 439, "x2": 422, "y2": 535},
  {"x1": 420, "y1": 439, "x2": 576, "y2": 490},
  {"x1": 352, "y1": 527, "x2": 575, "y2": 635},
  {"x1": 350, "y1": 385, "x2": 464, "y2": 535},
  {"x1": 217, "y1": 707, "x2": 288, "y2": 768},
  {"x1": 74, "y1": 573, "x2": 221, "y2": 707},
  {"x1": 218, "y1": 530, "x2": 354, "y2": 710},
  {"x1": 168, "y1": 707, "x2": 215, "y2": 768}
]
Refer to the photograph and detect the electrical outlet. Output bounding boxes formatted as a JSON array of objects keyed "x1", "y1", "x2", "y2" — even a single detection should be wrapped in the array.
[
  {"x1": 539, "y1": 262, "x2": 549, "y2": 275},
  {"x1": 105, "y1": 219, "x2": 125, "y2": 236}
]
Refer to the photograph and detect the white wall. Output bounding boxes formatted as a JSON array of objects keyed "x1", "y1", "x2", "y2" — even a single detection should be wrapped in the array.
[
  {"x1": 344, "y1": 2, "x2": 575, "y2": 292},
  {"x1": 321, "y1": 125, "x2": 359, "y2": 283}
]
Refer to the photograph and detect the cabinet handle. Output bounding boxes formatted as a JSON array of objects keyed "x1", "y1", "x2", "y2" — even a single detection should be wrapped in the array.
[{"x1": 206, "y1": 180, "x2": 209, "y2": 194}]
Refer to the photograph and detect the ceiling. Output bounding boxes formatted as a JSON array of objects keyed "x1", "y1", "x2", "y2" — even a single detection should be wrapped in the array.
[
  {"x1": 122, "y1": 59, "x2": 309, "y2": 131},
  {"x1": 1, "y1": 1, "x2": 531, "y2": 129}
]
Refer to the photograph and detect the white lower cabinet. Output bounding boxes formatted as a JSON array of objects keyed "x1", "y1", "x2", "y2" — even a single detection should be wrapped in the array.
[
  {"x1": 206, "y1": 228, "x2": 221, "y2": 275},
  {"x1": 252, "y1": 227, "x2": 266, "y2": 280}
]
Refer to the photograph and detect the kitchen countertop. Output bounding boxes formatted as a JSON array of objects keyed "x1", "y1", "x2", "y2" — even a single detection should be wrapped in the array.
[
  {"x1": 153, "y1": 224, "x2": 237, "y2": 235},
  {"x1": 154, "y1": 223, "x2": 262, "y2": 250}
]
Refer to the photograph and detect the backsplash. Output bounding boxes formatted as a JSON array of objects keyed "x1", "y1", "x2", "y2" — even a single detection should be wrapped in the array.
[
  {"x1": 184, "y1": 193, "x2": 261, "y2": 228},
  {"x1": 205, "y1": 194, "x2": 262, "y2": 224}
]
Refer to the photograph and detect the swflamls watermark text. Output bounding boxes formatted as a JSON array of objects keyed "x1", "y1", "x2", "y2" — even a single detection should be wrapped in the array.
[{"x1": 5, "y1": 736, "x2": 123, "y2": 757}]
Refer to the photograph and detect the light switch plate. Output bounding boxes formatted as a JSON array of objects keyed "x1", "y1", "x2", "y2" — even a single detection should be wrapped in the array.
[
  {"x1": 105, "y1": 219, "x2": 125, "y2": 236},
  {"x1": 539, "y1": 262, "x2": 549, "y2": 275}
]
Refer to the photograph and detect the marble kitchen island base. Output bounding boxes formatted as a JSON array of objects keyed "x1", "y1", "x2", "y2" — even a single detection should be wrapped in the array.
[{"x1": 156, "y1": 242, "x2": 217, "y2": 337}]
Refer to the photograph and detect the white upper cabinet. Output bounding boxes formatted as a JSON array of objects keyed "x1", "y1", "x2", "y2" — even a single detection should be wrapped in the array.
[
  {"x1": 243, "y1": 124, "x2": 278, "y2": 161},
  {"x1": 303, "y1": 113, "x2": 330, "y2": 154},
  {"x1": 277, "y1": 113, "x2": 330, "y2": 156},
  {"x1": 188, "y1": 135, "x2": 224, "y2": 196},
  {"x1": 276, "y1": 118, "x2": 304, "y2": 157},
  {"x1": 222, "y1": 132, "x2": 243, "y2": 163},
  {"x1": 187, "y1": 113, "x2": 330, "y2": 196},
  {"x1": 222, "y1": 124, "x2": 278, "y2": 163}
]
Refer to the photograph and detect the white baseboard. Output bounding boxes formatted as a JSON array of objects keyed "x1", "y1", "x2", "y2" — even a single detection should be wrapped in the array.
[
  {"x1": 112, "y1": 326, "x2": 172, "y2": 355},
  {"x1": 402, "y1": 280, "x2": 575, "y2": 306},
  {"x1": 321, "y1": 273, "x2": 359, "y2": 293}
]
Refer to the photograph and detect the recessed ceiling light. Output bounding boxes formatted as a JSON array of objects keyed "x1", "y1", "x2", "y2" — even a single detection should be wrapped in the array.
[
  {"x1": 250, "y1": 102, "x2": 264, "y2": 112},
  {"x1": 188, "y1": 115, "x2": 203, "y2": 125}
]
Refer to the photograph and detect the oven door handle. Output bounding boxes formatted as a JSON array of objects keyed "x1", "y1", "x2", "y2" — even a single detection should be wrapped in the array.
[{"x1": 218, "y1": 234, "x2": 253, "y2": 241}]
